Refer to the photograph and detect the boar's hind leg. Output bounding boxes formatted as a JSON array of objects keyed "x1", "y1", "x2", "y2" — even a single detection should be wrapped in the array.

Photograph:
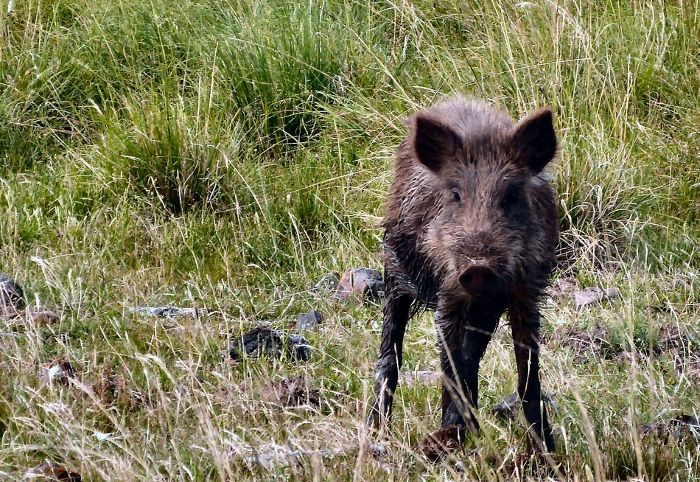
[
  {"x1": 510, "y1": 303, "x2": 555, "y2": 452},
  {"x1": 367, "y1": 291, "x2": 413, "y2": 428},
  {"x1": 437, "y1": 310, "x2": 499, "y2": 436}
]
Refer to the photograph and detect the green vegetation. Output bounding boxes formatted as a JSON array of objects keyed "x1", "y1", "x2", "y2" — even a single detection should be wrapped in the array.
[{"x1": 1, "y1": 0, "x2": 699, "y2": 480}]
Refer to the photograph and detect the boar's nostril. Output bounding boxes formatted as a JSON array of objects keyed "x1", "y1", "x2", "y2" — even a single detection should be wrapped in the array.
[{"x1": 459, "y1": 265, "x2": 498, "y2": 293}]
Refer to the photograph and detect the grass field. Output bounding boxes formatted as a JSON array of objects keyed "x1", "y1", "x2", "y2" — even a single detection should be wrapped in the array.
[{"x1": 1, "y1": 0, "x2": 700, "y2": 480}]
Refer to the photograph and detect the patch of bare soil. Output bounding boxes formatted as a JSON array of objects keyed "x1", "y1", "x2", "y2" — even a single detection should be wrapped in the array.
[
  {"x1": 502, "y1": 451, "x2": 563, "y2": 480},
  {"x1": 547, "y1": 277, "x2": 619, "y2": 307},
  {"x1": 544, "y1": 323, "x2": 620, "y2": 363},
  {"x1": 418, "y1": 425, "x2": 463, "y2": 463},
  {"x1": 674, "y1": 353, "x2": 700, "y2": 381},
  {"x1": 227, "y1": 435, "x2": 368, "y2": 471},
  {"x1": 260, "y1": 375, "x2": 322, "y2": 408},
  {"x1": 73, "y1": 366, "x2": 149, "y2": 410},
  {"x1": 656, "y1": 324, "x2": 688, "y2": 351}
]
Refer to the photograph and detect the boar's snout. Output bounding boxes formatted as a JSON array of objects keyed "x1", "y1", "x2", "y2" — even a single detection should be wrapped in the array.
[{"x1": 458, "y1": 262, "x2": 498, "y2": 294}]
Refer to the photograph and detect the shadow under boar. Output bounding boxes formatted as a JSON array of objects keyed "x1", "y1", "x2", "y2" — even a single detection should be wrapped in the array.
[{"x1": 368, "y1": 97, "x2": 558, "y2": 454}]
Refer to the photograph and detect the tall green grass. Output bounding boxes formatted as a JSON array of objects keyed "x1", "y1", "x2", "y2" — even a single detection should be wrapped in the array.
[{"x1": 1, "y1": 0, "x2": 700, "y2": 480}]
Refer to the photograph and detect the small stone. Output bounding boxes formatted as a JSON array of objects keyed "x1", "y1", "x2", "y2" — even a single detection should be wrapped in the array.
[
  {"x1": 400, "y1": 370, "x2": 442, "y2": 387},
  {"x1": 29, "y1": 311, "x2": 60, "y2": 326},
  {"x1": 312, "y1": 272, "x2": 340, "y2": 293},
  {"x1": 369, "y1": 443, "x2": 388, "y2": 459},
  {"x1": 573, "y1": 286, "x2": 619, "y2": 307},
  {"x1": 334, "y1": 268, "x2": 385, "y2": 303},
  {"x1": 296, "y1": 310, "x2": 323, "y2": 331},
  {"x1": 0, "y1": 273, "x2": 23, "y2": 314},
  {"x1": 604, "y1": 287, "x2": 620, "y2": 299},
  {"x1": 492, "y1": 392, "x2": 521, "y2": 420},
  {"x1": 573, "y1": 287, "x2": 604, "y2": 306},
  {"x1": 40, "y1": 359, "x2": 76, "y2": 386},
  {"x1": 131, "y1": 306, "x2": 207, "y2": 319},
  {"x1": 287, "y1": 333, "x2": 311, "y2": 361},
  {"x1": 229, "y1": 327, "x2": 310, "y2": 362},
  {"x1": 678, "y1": 414, "x2": 700, "y2": 427},
  {"x1": 93, "y1": 431, "x2": 113, "y2": 441},
  {"x1": 639, "y1": 414, "x2": 700, "y2": 443},
  {"x1": 492, "y1": 392, "x2": 557, "y2": 421},
  {"x1": 548, "y1": 277, "x2": 578, "y2": 300},
  {"x1": 24, "y1": 461, "x2": 81, "y2": 481}
]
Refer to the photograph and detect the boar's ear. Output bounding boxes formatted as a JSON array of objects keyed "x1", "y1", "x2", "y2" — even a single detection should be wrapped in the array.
[
  {"x1": 511, "y1": 108, "x2": 557, "y2": 173},
  {"x1": 411, "y1": 114, "x2": 460, "y2": 172}
]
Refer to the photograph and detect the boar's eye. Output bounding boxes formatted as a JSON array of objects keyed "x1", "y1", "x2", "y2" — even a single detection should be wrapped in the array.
[
  {"x1": 450, "y1": 189, "x2": 461, "y2": 203},
  {"x1": 501, "y1": 183, "x2": 522, "y2": 208}
]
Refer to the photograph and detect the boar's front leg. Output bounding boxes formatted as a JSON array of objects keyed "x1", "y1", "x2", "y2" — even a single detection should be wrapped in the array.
[
  {"x1": 510, "y1": 301, "x2": 555, "y2": 452},
  {"x1": 436, "y1": 307, "x2": 499, "y2": 436},
  {"x1": 367, "y1": 282, "x2": 413, "y2": 428}
]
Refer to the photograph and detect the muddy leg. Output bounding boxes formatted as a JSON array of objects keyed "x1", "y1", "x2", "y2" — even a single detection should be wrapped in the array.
[
  {"x1": 437, "y1": 309, "x2": 499, "y2": 435},
  {"x1": 367, "y1": 289, "x2": 413, "y2": 428},
  {"x1": 510, "y1": 303, "x2": 555, "y2": 452}
]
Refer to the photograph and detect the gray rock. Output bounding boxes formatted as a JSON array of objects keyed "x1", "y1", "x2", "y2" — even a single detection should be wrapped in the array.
[
  {"x1": 287, "y1": 333, "x2": 311, "y2": 361},
  {"x1": 131, "y1": 306, "x2": 207, "y2": 318},
  {"x1": 604, "y1": 287, "x2": 620, "y2": 298},
  {"x1": 229, "y1": 327, "x2": 310, "y2": 362},
  {"x1": 0, "y1": 273, "x2": 24, "y2": 311},
  {"x1": 399, "y1": 370, "x2": 442, "y2": 386},
  {"x1": 491, "y1": 392, "x2": 521, "y2": 420},
  {"x1": 29, "y1": 310, "x2": 60, "y2": 326},
  {"x1": 639, "y1": 414, "x2": 700, "y2": 443},
  {"x1": 260, "y1": 375, "x2": 321, "y2": 407},
  {"x1": 547, "y1": 277, "x2": 578, "y2": 300},
  {"x1": 334, "y1": 268, "x2": 385, "y2": 303},
  {"x1": 573, "y1": 286, "x2": 619, "y2": 307},
  {"x1": 312, "y1": 272, "x2": 340, "y2": 293},
  {"x1": 296, "y1": 310, "x2": 323, "y2": 331},
  {"x1": 492, "y1": 392, "x2": 556, "y2": 421}
]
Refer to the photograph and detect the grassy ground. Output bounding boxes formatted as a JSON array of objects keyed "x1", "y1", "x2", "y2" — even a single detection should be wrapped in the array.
[{"x1": 1, "y1": 0, "x2": 700, "y2": 480}]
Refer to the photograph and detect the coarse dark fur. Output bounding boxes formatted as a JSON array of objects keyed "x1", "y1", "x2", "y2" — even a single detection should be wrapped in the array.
[{"x1": 368, "y1": 96, "x2": 559, "y2": 453}]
